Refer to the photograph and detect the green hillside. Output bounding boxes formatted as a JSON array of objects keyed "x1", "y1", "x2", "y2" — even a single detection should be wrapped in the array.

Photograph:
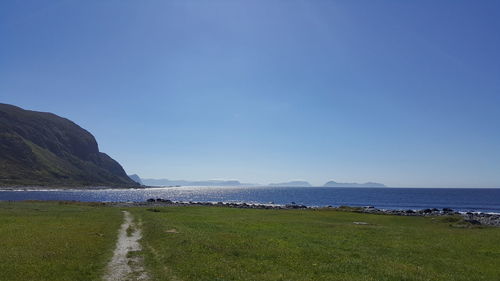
[{"x1": 0, "y1": 103, "x2": 137, "y2": 187}]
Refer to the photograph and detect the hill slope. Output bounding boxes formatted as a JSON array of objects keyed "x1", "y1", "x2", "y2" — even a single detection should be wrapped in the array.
[{"x1": 0, "y1": 103, "x2": 138, "y2": 187}]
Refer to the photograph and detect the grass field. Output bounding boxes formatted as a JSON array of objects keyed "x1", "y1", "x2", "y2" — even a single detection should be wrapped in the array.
[
  {"x1": 132, "y1": 206, "x2": 500, "y2": 281},
  {"x1": 1, "y1": 202, "x2": 500, "y2": 281},
  {"x1": 0, "y1": 201, "x2": 122, "y2": 281}
]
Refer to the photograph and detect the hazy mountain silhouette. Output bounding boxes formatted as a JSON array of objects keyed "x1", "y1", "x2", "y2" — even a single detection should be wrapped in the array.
[
  {"x1": 269, "y1": 181, "x2": 312, "y2": 187},
  {"x1": 128, "y1": 174, "x2": 143, "y2": 185},
  {"x1": 323, "y1": 181, "x2": 386, "y2": 187},
  {"x1": 140, "y1": 177, "x2": 242, "y2": 187}
]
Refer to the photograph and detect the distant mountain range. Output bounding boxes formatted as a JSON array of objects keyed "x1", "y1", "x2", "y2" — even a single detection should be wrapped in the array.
[
  {"x1": 134, "y1": 178, "x2": 244, "y2": 187},
  {"x1": 0, "y1": 103, "x2": 138, "y2": 187},
  {"x1": 128, "y1": 175, "x2": 385, "y2": 188},
  {"x1": 269, "y1": 181, "x2": 312, "y2": 187},
  {"x1": 323, "y1": 181, "x2": 386, "y2": 188}
]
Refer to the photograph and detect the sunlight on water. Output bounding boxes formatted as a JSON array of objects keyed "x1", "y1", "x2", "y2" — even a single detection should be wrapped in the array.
[{"x1": 1, "y1": 187, "x2": 500, "y2": 213}]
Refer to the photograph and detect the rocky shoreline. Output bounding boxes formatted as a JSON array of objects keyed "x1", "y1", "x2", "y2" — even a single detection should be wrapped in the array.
[
  {"x1": 358, "y1": 205, "x2": 500, "y2": 227},
  {"x1": 107, "y1": 198, "x2": 500, "y2": 227}
]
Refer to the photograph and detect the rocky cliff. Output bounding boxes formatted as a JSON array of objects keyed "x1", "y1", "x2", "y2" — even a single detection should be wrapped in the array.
[{"x1": 0, "y1": 103, "x2": 138, "y2": 187}]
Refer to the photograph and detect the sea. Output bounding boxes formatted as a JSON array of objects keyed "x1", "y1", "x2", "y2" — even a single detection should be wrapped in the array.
[{"x1": 1, "y1": 186, "x2": 500, "y2": 213}]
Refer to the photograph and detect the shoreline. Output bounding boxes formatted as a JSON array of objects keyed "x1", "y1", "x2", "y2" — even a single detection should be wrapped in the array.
[
  {"x1": 103, "y1": 200, "x2": 500, "y2": 227},
  {"x1": 3, "y1": 199, "x2": 499, "y2": 227},
  {"x1": 0, "y1": 186, "x2": 152, "y2": 191},
  {"x1": 2, "y1": 185, "x2": 500, "y2": 191},
  {"x1": 1, "y1": 187, "x2": 499, "y2": 217}
]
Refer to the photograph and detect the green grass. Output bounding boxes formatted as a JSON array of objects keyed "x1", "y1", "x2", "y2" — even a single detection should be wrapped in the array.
[
  {"x1": 0, "y1": 201, "x2": 122, "y2": 281},
  {"x1": 1, "y1": 202, "x2": 499, "y2": 281},
  {"x1": 131, "y1": 206, "x2": 500, "y2": 281}
]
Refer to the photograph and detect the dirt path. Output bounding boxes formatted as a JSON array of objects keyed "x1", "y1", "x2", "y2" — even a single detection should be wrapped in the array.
[{"x1": 103, "y1": 211, "x2": 149, "y2": 281}]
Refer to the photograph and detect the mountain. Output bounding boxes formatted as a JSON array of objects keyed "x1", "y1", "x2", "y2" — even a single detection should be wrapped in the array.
[
  {"x1": 269, "y1": 181, "x2": 312, "y2": 187},
  {"x1": 323, "y1": 181, "x2": 386, "y2": 188},
  {"x1": 140, "y1": 178, "x2": 242, "y2": 187},
  {"x1": 0, "y1": 103, "x2": 138, "y2": 187},
  {"x1": 128, "y1": 174, "x2": 143, "y2": 185}
]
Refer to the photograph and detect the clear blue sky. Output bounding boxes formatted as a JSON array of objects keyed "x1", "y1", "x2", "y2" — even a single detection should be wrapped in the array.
[{"x1": 1, "y1": 1, "x2": 499, "y2": 187}]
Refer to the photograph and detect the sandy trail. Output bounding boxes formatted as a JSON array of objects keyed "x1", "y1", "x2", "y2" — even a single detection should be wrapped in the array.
[{"x1": 103, "y1": 211, "x2": 149, "y2": 281}]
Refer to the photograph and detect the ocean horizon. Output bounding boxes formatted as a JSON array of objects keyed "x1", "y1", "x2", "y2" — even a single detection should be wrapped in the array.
[{"x1": 2, "y1": 186, "x2": 499, "y2": 213}]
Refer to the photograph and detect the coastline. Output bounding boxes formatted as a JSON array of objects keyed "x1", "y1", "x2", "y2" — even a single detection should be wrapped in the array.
[
  {"x1": 1, "y1": 186, "x2": 499, "y2": 217},
  {"x1": 3, "y1": 184, "x2": 500, "y2": 190},
  {"x1": 3, "y1": 198, "x2": 498, "y2": 227},
  {"x1": 0, "y1": 185, "x2": 150, "y2": 191},
  {"x1": 106, "y1": 200, "x2": 500, "y2": 227}
]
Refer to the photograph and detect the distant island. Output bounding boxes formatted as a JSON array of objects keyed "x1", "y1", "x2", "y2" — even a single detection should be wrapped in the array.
[
  {"x1": 269, "y1": 181, "x2": 312, "y2": 187},
  {"x1": 136, "y1": 177, "x2": 244, "y2": 187},
  {"x1": 0, "y1": 103, "x2": 138, "y2": 187},
  {"x1": 323, "y1": 181, "x2": 386, "y2": 188},
  {"x1": 138, "y1": 177, "x2": 315, "y2": 188},
  {"x1": 128, "y1": 175, "x2": 386, "y2": 188}
]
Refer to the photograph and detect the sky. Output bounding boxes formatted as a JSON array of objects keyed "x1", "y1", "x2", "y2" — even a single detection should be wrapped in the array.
[{"x1": 1, "y1": 0, "x2": 499, "y2": 187}]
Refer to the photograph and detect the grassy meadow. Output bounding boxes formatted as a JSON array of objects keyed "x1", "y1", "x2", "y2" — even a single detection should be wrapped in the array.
[
  {"x1": 1, "y1": 201, "x2": 500, "y2": 281},
  {"x1": 132, "y1": 206, "x2": 500, "y2": 281},
  {"x1": 0, "y1": 201, "x2": 122, "y2": 281}
]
